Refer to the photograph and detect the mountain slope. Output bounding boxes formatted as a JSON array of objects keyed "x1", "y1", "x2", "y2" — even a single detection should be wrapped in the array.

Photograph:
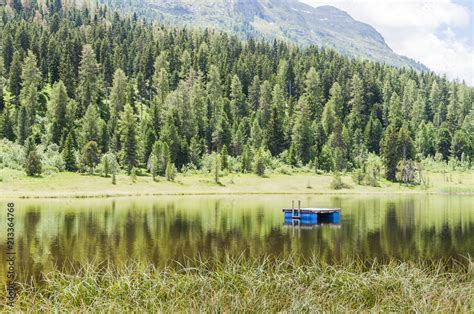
[{"x1": 99, "y1": 0, "x2": 428, "y2": 71}]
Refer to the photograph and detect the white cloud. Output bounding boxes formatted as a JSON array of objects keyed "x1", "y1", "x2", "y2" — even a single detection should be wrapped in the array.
[{"x1": 301, "y1": 0, "x2": 474, "y2": 85}]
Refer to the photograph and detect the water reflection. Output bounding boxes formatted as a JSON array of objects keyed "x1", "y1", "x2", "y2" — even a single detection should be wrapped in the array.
[{"x1": 0, "y1": 195, "x2": 473, "y2": 283}]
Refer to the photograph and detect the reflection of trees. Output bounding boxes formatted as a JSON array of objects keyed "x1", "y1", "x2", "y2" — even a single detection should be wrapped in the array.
[{"x1": 0, "y1": 195, "x2": 473, "y2": 283}]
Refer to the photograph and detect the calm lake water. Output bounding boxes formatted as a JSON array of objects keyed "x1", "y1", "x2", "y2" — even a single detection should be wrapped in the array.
[{"x1": 1, "y1": 195, "x2": 473, "y2": 282}]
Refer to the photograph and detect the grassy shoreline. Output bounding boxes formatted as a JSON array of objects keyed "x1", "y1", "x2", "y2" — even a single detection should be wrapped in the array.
[
  {"x1": 1, "y1": 168, "x2": 473, "y2": 199},
  {"x1": 6, "y1": 256, "x2": 473, "y2": 312}
]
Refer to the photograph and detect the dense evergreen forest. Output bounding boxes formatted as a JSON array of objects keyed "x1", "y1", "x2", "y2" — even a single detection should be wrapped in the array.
[{"x1": 0, "y1": 0, "x2": 472, "y2": 182}]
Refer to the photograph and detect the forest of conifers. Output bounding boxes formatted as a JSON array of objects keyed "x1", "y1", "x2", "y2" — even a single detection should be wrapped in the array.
[{"x1": 0, "y1": 0, "x2": 473, "y2": 181}]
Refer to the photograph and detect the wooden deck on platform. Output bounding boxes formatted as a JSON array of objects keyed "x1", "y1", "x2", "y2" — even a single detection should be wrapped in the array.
[{"x1": 282, "y1": 208, "x2": 341, "y2": 214}]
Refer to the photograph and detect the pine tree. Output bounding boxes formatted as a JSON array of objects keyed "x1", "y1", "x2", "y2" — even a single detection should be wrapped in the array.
[
  {"x1": 259, "y1": 80, "x2": 273, "y2": 128},
  {"x1": 318, "y1": 144, "x2": 334, "y2": 172},
  {"x1": 322, "y1": 98, "x2": 337, "y2": 137},
  {"x1": 59, "y1": 45, "x2": 76, "y2": 96},
  {"x1": 241, "y1": 145, "x2": 252, "y2": 173},
  {"x1": 119, "y1": 104, "x2": 138, "y2": 174},
  {"x1": 411, "y1": 94, "x2": 427, "y2": 130},
  {"x1": 109, "y1": 68, "x2": 128, "y2": 116},
  {"x1": 77, "y1": 45, "x2": 99, "y2": 115},
  {"x1": 303, "y1": 67, "x2": 323, "y2": 120},
  {"x1": 348, "y1": 74, "x2": 365, "y2": 131},
  {"x1": 25, "y1": 150, "x2": 42, "y2": 177},
  {"x1": 397, "y1": 125, "x2": 415, "y2": 161},
  {"x1": 153, "y1": 68, "x2": 169, "y2": 106},
  {"x1": 0, "y1": 64, "x2": 5, "y2": 112},
  {"x1": 143, "y1": 127, "x2": 156, "y2": 164},
  {"x1": 248, "y1": 75, "x2": 260, "y2": 111},
  {"x1": 437, "y1": 123, "x2": 451, "y2": 161},
  {"x1": 20, "y1": 51, "x2": 41, "y2": 122},
  {"x1": 49, "y1": 80, "x2": 69, "y2": 144},
  {"x1": 415, "y1": 122, "x2": 436, "y2": 157},
  {"x1": 328, "y1": 120, "x2": 348, "y2": 171},
  {"x1": 16, "y1": 105, "x2": 30, "y2": 145},
  {"x1": 430, "y1": 81, "x2": 444, "y2": 127},
  {"x1": 254, "y1": 148, "x2": 265, "y2": 176},
  {"x1": 81, "y1": 141, "x2": 100, "y2": 175},
  {"x1": 292, "y1": 98, "x2": 313, "y2": 164},
  {"x1": 189, "y1": 137, "x2": 202, "y2": 167},
  {"x1": 220, "y1": 144, "x2": 228, "y2": 170},
  {"x1": 102, "y1": 152, "x2": 119, "y2": 182},
  {"x1": 364, "y1": 115, "x2": 383, "y2": 154},
  {"x1": 381, "y1": 124, "x2": 399, "y2": 181},
  {"x1": 3, "y1": 34, "x2": 14, "y2": 72},
  {"x1": 230, "y1": 75, "x2": 246, "y2": 122},
  {"x1": 82, "y1": 104, "x2": 101, "y2": 144},
  {"x1": 387, "y1": 92, "x2": 402, "y2": 127},
  {"x1": 2, "y1": 106, "x2": 15, "y2": 141},
  {"x1": 401, "y1": 79, "x2": 417, "y2": 121},
  {"x1": 166, "y1": 161, "x2": 176, "y2": 181},
  {"x1": 451, "y1": 130, "x2": 470, "y2": 160},
  {"x1": 265, "y1": 84, "x2": 286, "y2": 155},
  {"x1": 446, "y1": 85, "x2": 461, "y2": 134},
  {"x1": 213, "y1": 153, "x2": 220, "y2": 183},
  {"x1": 62, "y1": 132, "x2": 77, "y2": 171},
  {"x1": 9, "y1": 51, "x2": 22, "y2": 98}
]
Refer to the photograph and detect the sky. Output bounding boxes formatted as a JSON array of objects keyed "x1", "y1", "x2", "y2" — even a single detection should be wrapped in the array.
[{"x1": 301, "y1": 0, "x2": 474, "y2": 85}]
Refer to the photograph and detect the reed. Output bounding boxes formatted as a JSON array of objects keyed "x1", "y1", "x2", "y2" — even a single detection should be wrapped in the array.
[{"x1": 7, "y1": 255, "x2": 473, "y2": 312}]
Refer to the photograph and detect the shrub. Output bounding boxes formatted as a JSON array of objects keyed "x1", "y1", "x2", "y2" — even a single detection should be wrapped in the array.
[
  {"x1": 0, "y1": 139, "x2": 25, "y2": 170},
  {"x1": 130, "y1": 167, "x2": 137, "y2": 183},
  {"x1": 81, "y1": 141, "x2": 100, "y2": 175},
  {"x1": 352, "y1": 169, "x2": 364, "y2": 185},
  {"x1": 396, "y1": 159, "x2": 417, "y2": 185},
  {"x1": 166, "y1": 161, "x2": 177, "y2": 181},
  {"x1": 41, "y1": 144, "x2": 65, "y2": 172},
  {"x1": 25, "y1": 150, "x2": 42, "y2": 177},
  {"x1": 253, "y1": 149, "x2": 266, "y2": 177},
  {"x1": 330, "y1": 172, "x2": 351, "y2": 190}
]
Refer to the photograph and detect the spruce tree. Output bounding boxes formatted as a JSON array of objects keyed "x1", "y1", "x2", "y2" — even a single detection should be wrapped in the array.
[
  {"x1": 62, "y1": 132, "x2": 77, "y2": 171},
  {"x1": 397, "y1": 125, "x2": 415, "y2": 161},
  {"x1": 303, "y1": 67, "x2": 323, "y2": 120},
  {"x1": 254, "y1": 148, "x2": 266, "y2": 177},
  {"x1": 381, "y1": 124, "x2": 399, "y2": 181},
  {"x1": 451, "y1": 130, "x2": 470, "y2": 160},
  {"x1": 241, "y1": 145, "x2": 252, "y2": 173},
  {"x1": 437, "y1": 123, "x2": 451, "y2": 161},
  {"x1": 82, "y1": 104, "x2": 101, "y2": 144},
  {"x1": 77, "y1": 45, "x2": 99, "y2": 115},
  {"x1": 16, "y1": 105, "x2": 29, "y2": 145},
  {"x1": 110, "y1": 68, "x2": 128, "y2": 116},
  {"x1": 9, "y1": 52, "x2": 22, "y2": 99},
  {"x1": 25, "y1": 150, "x2": 42, "y2": 177},
  {"x1": 119, "y1": 104, "x2": 138, "y2": 174},
  {"x1": 265, "y1": 84, "x2": 286, "y2": 155},
  {"x1": 230, "y1": 75, "x2": 246, "y2": 121},
  {"x1": 189, "y1": 137, "x2": 202, "y2": 167},
  {"x1": 220, "y1": 144, "x2": 228, "y2": 170},
  {"x1": 49, "y1": 80, "x2": 69, "y2": 144},
  {"x1": 2, "y1": 107, "x2": 15, "y2": 141},
  {"x1": 24, "y1": 137, "x2": 42, "y2": 176},
  {"x1": 348, "y1": 74, "x2": 365, "y2": 131},
  {"x1": 364, "y1": 115, "x2": 383, "y2": 154},
  {"x1": 291, "y1": 98, "x2": 313, "y2": 164}
]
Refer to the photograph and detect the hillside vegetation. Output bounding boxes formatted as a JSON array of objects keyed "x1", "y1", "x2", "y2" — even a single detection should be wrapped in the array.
[
  {"x1": 0, "y1": 1, "x2": 472, "y2": 186},
  {"x1": 98, "y1": 0, "x2": 428, "y2": 71}
]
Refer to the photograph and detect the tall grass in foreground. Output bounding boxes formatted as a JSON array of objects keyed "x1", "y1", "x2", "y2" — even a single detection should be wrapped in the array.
[{"x1": 5, "y1": 256, "x2": 473, "y2": 312}]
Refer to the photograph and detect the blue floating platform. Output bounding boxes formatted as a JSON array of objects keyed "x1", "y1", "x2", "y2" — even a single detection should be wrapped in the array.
[{"x1": 283, "y1": 207, "x2": 341, "y2": 225}]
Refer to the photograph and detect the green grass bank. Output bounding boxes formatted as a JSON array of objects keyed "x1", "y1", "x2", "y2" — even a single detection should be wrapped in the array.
[{"x1": 1, "y1": 168, "x2": 473, "y2": 198}]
